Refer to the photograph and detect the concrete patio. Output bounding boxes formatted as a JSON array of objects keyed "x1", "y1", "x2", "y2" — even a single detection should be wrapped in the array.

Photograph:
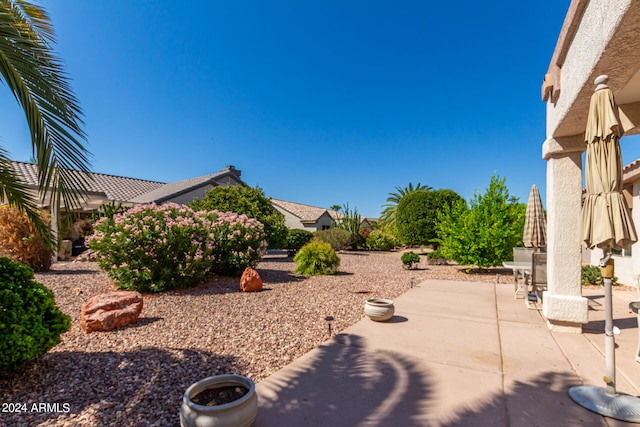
[{"x1": 253, "y1": 279, "x2": 640, "y2": 426}]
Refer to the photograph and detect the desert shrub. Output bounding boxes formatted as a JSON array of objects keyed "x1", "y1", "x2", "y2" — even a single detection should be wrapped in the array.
[
  {"x1": 401, "y1": 251, "x2": 420, "y2": 269},
  {"x1": 189, "y1": 185, "x2": 287, "y2": 249},
  {"x1": 332, "y1": 203, "x2": 365, "y2": 249},
  {"x1": 0, "y1": 257, "x2": 70, "y2": 372},
  {"x1": 0, "y1": 206, "x2": 52, "y2": 272},
  {"x1": 427, "y1": 248, "x2": 448, "y2": 259},
  {"x1": 396, "y1": 189, "x2": 463, "y2": 247},
  {"x1": 285, "y1": 229, "x2": 314, "y2": 255},
  {"x1": 437, "y1": 175, "x2": 525, "y2": 268},
  {"x1": 365, "y1": 230, "x2": 399, "y2": 251},
  {"x1": 313, "y1": 228, "x2": 352, "y2": 250},
  {"x1": 581, "y1": 265, "x2": 619, "y2": 286},
  {"x1": 294, "y1": 241, "x2": 340, "y2": 276},
  {"x1": 87, "y1": 203, "x2": 267, "y2": 292}
]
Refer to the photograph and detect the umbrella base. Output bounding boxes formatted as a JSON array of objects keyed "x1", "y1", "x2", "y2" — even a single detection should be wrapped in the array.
[{"x1": 569, "y1": 385, "x2": 640, "y2": 422}]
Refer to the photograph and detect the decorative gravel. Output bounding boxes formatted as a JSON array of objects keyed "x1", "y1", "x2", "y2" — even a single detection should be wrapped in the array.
[{"x1": 0, "y1": 251, "x2": 502, "y2": 426}]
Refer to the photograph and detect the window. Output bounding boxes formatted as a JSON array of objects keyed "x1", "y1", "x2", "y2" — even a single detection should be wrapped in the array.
[{"x1": 611, "y1": 246, "x2": 632, "y2": 257}]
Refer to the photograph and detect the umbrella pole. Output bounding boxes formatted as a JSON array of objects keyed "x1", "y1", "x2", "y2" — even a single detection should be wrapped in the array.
[
  {"x1": 601, "y1": 251, "x2": 616, "y2": 395},
  {"x1": 568, "y1": 251, "x2": 640, "y2": 422}
]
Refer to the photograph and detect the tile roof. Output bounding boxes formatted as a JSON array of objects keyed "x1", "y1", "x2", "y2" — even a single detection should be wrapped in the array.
[
  {"x1": 130, "y1": 173, "x2": 228, "y2": 203},
  {"x1": 271, "y1": 199, "x2": 339, "y2": 223},
  {"x1": 10, "y1": 162, "x2": 244, "y2": 205},
  {"x1": 623, "y1": 158, "x2": 640, "y2": 184},
  {"x1": 11, "y1": 161, "x2": 165, "y2": 202}
]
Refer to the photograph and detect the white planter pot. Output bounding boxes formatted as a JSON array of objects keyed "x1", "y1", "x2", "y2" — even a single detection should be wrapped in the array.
[
  {"x1": 180, "y1": 374, "x2": 258, "y2": 427},
  {"x1": 364, "y1": 298, "x2": 395, "y2": 322}
]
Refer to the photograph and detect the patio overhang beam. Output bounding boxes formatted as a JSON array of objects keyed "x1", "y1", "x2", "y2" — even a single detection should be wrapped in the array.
[{"x1": 543, "y1": 0, "x2": 640, "y2": 142}]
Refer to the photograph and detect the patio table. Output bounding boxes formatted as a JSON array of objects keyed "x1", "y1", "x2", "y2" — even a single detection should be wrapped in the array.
[{"x1": 503, "y1": 261, "x2": 531, "y2": 299}]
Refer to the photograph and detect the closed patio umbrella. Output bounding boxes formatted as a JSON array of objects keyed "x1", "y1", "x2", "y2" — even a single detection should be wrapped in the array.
[
  {"x1": 523, "y1": 184, "x2": 546, "y2": 250},
  {"x1": 569, "y1": 75, "x2": 640, "y2": 421}
]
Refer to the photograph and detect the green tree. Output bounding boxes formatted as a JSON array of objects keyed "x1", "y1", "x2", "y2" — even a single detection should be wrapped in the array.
[
  {"x1": 0, "y1": 1, "x2": 92, "y2": 245},
  {"x1": 396, "y1": 189, "x2": 463, "y2": 247},
  {"x1": 379, "y1": 182, "x2": 432, "y2": 231},
  {"x1": 436, "y1": 175, "x2": 526, "y2": 269},
  {"x1": 189, "y1": 185, "x2": 287, "y2": 249}
]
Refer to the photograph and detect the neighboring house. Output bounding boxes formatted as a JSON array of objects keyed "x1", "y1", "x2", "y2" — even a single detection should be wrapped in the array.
[
  {"x1": 589, "y1": 159, "x2": 640, "y2": 287},
  {"x1": 9, "y1": 161, "x2": 244, "y2": 210},
  {"x1": 361, "y1": 217, "x2": 378, "y2": 229},
  {"x1": 6, "y1": 161, "x2": 245, "y2": 247},
  {"x1": 271, "y1": 199, "x2": 337, "y2": 232},
  {"x1": 271, "y1": 198, "x2": 377, "y2": 232}
]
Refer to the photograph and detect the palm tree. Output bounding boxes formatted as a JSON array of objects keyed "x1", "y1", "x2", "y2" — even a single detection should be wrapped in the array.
[
  {"x1": 0, "y1": 1, "x2": 91, "y2": 245},
  {"x1": 379, "y1": 182, "x2": 432, "y2": 229}
]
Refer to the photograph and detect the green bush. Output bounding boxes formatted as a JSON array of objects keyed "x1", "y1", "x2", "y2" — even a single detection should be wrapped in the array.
[
  {"x1": 401, "y1": 251, "x2": 421, "y2": 269},
  {"x1": 581, "y1": 265, "x2": 619, "y2": 286},
  {"x1": 189, "y1": 185, "x2": 287, "y2": 249},
  {"x1": 365, "y1": 230, "x2": 399, "y2": 251},
  {"x1": 313, "y1": 228, "x2": 352, "y2": 251},
  {"x1": 87, "y1": 203, "x2": 267, "y2": 292},
  {"x1": 0, "y1": 257, "x2": 70, "y2": 372},
  {"x1": 285, "y1": 229, "x2": 314, "y2": 255},
  {"x1": 294, "y1": 241, "x2": 340, "y2": 276},
  {"x1": 436, "y1": 175, "x2": 526, "y2": 268},
  {"x1": 396, "y1": 189, "x2": 464, "y2": 247}
]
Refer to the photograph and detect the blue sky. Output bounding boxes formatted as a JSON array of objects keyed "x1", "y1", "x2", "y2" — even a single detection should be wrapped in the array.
[{"x1": 3, "y1": 1, "x2": 640, "y2": 217}]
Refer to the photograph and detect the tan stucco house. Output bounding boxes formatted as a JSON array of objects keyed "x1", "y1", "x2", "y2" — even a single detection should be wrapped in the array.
[
  {"x1": 271, "y1": 199, "x2": 377, "y2": 232},
  {"x1": 542, "y1": 0, "x2": 640, "y2": 332},
  {"x1": 271, "y1": 199, "x2": 338, "y2": 232}
]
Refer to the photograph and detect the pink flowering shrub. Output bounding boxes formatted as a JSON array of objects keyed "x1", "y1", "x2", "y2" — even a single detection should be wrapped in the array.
[{"x1": 86, "y1": 203, "x2": 267, "y2": 292}]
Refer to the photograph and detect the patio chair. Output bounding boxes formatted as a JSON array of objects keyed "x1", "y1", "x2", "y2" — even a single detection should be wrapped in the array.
[
  {"x1": 526, "y1": 252, "x2": 547, "y2": 310},
  {"x1": 511, "y1": 247, "x2": 534, "y2": 298}
]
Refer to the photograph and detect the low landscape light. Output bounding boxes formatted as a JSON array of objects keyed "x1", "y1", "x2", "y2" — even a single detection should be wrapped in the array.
[{"x1": 324, "y1": 316, "x2": 334, "y2": 336}]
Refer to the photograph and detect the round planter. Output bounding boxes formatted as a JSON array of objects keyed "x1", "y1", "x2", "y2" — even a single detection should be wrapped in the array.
[
  {"x1": 180, "y1": 374, "x2": 258, "y2": 427},
  {"x1": 364, "y1": 298, "x2": 395, "y2": 322}
]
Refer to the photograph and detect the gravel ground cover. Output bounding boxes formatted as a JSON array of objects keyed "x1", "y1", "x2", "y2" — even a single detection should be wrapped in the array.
[{"x1": 0, "y1": 251, "x2": 510, "y2": 426}]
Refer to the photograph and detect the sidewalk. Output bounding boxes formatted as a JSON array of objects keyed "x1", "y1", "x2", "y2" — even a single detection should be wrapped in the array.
[{"x1": 253, "y1": 280, "x2": 640, "y2": 426}]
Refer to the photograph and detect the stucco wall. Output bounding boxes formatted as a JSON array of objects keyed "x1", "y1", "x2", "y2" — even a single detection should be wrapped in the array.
[
  {"x1": 589, "y1": 247, "x2": 635, "y2": 287},
  {"x1": 547, "y1": 0, "x2": 633, "y2": 137},
  {"x1": 315, "y1": 213, "x2": 333, "y2": 230},
  {"x1": 165, "y1": 185, "x2": 216, "y2": 205},
  {"x1": 272, "y1": 205, "x2": 318, "y2": 232}
]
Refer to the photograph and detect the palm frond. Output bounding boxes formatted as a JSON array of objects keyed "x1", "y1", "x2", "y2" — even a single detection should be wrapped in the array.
[
  {"x1": 380, "y1": 182, "x2": 433, "y2": 226},
  {"x1": 0, "y1": 0, "x2": 91, "y2": 219}
]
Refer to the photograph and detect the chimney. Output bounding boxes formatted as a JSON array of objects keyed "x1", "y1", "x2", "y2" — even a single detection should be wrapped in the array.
[{"x1": 221, "y1": 165, "x2": 241, "y2": 177}]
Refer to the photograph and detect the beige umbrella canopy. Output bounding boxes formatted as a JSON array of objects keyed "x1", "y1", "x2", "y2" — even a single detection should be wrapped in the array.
[
  {"x1": 523, "y1": 184, "x2": 546, "y2": 249},
  {"x1": 580, "y1": 76, "x2": 637, "y2": 250},
  {"x1": 570, "y1": 75, "x2": 640, "y2": 420}
]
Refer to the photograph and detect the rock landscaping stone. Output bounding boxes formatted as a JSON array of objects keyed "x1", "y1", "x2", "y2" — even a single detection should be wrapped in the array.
[
  {"x1": 80, "y1": 291, "x2": 143, "y2": 333},
  {"x1": 73, "y1": 249, "x2": 97, "y2": 262},
  {"x1": 239, "y1": 267, "x2": 263, "y2": 292}
]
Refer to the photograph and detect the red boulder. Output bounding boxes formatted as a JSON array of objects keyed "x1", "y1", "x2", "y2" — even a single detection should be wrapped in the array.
[
  {"x1": 240, "y1": 267, "x2": 263, "y2": 292},
  {"x1": 81, "y1": 291, "x2": 143, "y2": 333}
]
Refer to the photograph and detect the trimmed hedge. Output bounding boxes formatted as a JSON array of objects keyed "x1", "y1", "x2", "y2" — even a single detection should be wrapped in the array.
[{"x1": 0, "y1": 257, "x2": 70, "y2": 372}]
